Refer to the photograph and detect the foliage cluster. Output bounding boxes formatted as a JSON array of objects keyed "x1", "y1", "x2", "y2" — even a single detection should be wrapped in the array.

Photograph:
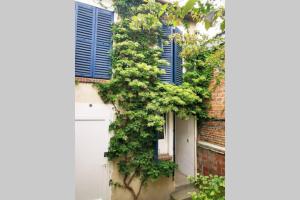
[
  {"x1": 95, "y1": 0, "x2": 202, "y2": 199},
  {"x1": 94, "y1": 0, "x2": 225, "y2": 199},
  {"x1": 112, "y1": 0, "x2": 144, "y2": 18},
  {"x1": 188, "y1": 174, "x2": 225, "y2": 200},
  {"x1": 171, "y1": 33, "x2": 225, "y2": 119},
  {"x1": 164, "y1": 0, "x2": 225, "y2": 33}
]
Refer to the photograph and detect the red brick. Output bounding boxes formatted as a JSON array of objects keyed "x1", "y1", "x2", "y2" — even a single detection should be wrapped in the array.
[{"x1": 197, "y1": 147, "x2": 225, "y2": 176}]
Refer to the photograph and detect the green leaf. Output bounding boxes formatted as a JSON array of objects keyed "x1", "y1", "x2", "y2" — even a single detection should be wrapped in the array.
[
  {"x1": 220, "y1": 20, "x2": 225, "y2": 32},
  {"x1": 204, "y1": 20, "x2": 212, "y2": 30},
  {"x1": 159, "y1": 3, "x2": 168, "y2": 17},
  {"x1": 96, "y1": 1, "x2": 224, "y2": 199},
  {"x1": 182, "y1": 0, "x2": 198, "y2": 16}
]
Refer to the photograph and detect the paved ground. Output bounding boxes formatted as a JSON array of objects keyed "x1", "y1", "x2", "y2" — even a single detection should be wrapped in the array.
[
  {"x1": 174, "y1": 170, "x2": 189, "y2": 187},
  {"x1": 170, "y1": 184, "x2": 197, "y2": 200},
  {"x1": 171, "y1": 170, "x2": 197, "y2": 200}
]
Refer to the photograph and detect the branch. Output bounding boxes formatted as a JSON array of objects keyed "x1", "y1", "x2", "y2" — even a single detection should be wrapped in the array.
[
  {"x1": 127, "y1": 171, "x2": 137, "y2": 185},
  {"x1": 112, "y1": 102, "x2": 120, "y2": 114},
  {"x1": 123, "y1": 174, "x2": 138, "y2": 200},
  {"x1": 136, "y1": 179, "x2": 146, "y2": 200},
  {"x1": 214, "y1": 31, "x2": 225, "y2": 39}
]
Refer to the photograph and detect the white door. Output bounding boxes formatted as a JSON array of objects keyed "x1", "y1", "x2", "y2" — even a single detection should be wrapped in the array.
[
  {"x1": 75, "y1": 103, "x2": 113, "y2": 200},
  {"x1": 175, "y1": 116, "x2": 197, "y2": 176}
]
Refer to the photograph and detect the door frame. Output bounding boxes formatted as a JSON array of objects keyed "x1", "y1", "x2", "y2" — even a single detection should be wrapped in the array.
[{"x1": 174, "y1": 114, "x2": 198, "y2": 176}]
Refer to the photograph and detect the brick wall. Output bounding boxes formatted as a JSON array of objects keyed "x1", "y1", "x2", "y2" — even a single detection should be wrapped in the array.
[
  {"x1": 208, "y1": 78, "x2": 225, "y2": 119},
  {"x1": 197, "y1": 75, "x2": 225, "y2": 176},
  {"x1": 75, "y1": 77, "x2": 109, "y2": 84},
  {"x1": 198, "y1": 78, "x2": 225, "y2": 146},
  {"x1": 197, "y1": 147, "x2": 225, "y2": 176},
  {"x1": 198, "y1": 120, "x2": 225, "y2": 147}
]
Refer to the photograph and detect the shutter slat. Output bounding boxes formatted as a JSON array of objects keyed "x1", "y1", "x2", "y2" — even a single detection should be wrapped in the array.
[
  {"x1": 93, "y1": 7, "x2": 113, "y2": 79},
  {"x1": 160, "y1": 25, "x2": 173, "y2": 83},
  {"x1": 173, "y1": 28, "x2": 183, "y2": 85},
  {"x1": 75, "y1": 2, "x2": 94, "y2": 77},
  {"x1": 75, "y1": 2, "x2": 113, "y2": 79}
]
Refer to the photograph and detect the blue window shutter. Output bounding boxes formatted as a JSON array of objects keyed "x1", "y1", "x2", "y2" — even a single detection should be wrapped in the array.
[
  {"x1": 160, "y1": 25, "x2": 174, "y2": 84},
  {"x1": 75, "y1": 2, "x2": 95, "y2": 77},
  {"x1": 173, "y1": 28, "x2": 183, "y2": 85},
  {"x1": 93, "y1": 8, "x2": 114, "y2": 79}
]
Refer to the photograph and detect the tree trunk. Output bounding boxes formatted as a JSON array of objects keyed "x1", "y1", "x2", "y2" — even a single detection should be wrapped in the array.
[{"x1": 123, "y1": 174, "x2": 145, "y2": 200}]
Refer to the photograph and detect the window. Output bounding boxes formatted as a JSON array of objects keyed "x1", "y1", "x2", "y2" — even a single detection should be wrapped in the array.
[
  {"x1": 160, "y1": 25, "x2": 183, "y2": 85},
  {"x1": 173, "y1": 28, "x2": 183, "y2": 85},
  {"x1": 75, "y1": 2, "x2": 113, "y2": 79},
  {"x1": 160, "y1": 25, "x2": 174, "y2": 83},
  {"x1": 75, "y1": 3, "x2": 182, "y2": 84}
]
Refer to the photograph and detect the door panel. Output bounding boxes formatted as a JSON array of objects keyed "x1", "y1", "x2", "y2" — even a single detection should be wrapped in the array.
[
  {"x1": 75, "y1": 103, "x2": 113, "y2": 200},
  {"x1": 175, "y1": 116, "x2": 196, "y2": 176}
]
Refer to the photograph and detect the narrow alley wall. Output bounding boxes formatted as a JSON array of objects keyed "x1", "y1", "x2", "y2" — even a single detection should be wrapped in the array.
[{"x1": 197, "y1": 78, "x2": 225, "y2": 176}]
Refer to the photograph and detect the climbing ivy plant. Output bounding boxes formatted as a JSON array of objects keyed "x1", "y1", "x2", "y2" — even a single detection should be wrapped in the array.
[
  {"x1": 165, "y1": 0, "x2": 225, "y2": 33},
  {"x1": 95, "y1": 0, "x2": 200, "y2": 199},
  {"x1": 94, "y1": 0, "x2": 224, "y2": 199},
  {"x1": 167, "y1": 0, "x2": 225, "y2": 120},
  {"x1": 171, "y1": 33, "x2": 225, "y2": 120}
]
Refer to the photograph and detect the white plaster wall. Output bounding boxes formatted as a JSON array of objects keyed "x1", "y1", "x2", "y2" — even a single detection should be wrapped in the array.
[
  {"x1": 176, "y1": 0, "x2": 225, "y2": 38},
  {"x1": 74, "y1": 0, "x2": 226, "y2": 198},
  {"x1": 75, "y1": 0, "x2": 224, "y2": 37},
  {"x1": 75, "y1": 0, "x2": 114, "y2": 11},
  {"x1": 75, "y1": 83, "x2": 176, "y2": 200},
  {"x1": 75, "y1": 83, "x2": 104, "y2": 104},
  {"x1": 75, "y1": 0, "x2": 119, "y2": 21},
  {"x1": 75, "y1": 83, "x2": 173, "y2": 157}
]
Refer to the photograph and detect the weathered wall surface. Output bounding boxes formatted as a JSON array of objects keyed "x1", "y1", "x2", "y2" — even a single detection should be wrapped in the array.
[
  {"x1": 207, "y1": 79, "x2": 225, "y2": 120},
  {"x1": 75, "y1": 81, "x2": 175, "y2": 200},
  {"x1": 76, "y1": 0, "x2": 114, "y2": 11},
  {"x1": 197, "y1": 78, "x2": 225, "y2": 176},
  {"x1": 197, "y1": 145, "x2": 225, "y2": 176},
  {"x1": 199, "y1": 120, "x2": 225, "y2": 147},
  {"x1": 75, "y1": 81, "x2": 105, "y2": 104},
  {"x1": 110, "y1": 162, "x2": 175, "y2": 200}
]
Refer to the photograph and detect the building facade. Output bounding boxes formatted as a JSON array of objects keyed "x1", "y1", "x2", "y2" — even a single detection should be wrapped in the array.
[{"x1": 74, "y1": 0, "x2": 225, "y2": 199}]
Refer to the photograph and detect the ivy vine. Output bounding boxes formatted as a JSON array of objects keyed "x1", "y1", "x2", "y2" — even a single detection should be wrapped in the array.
[
  {"x1": 171, "y1": 33, "x2": 225, "y2": 120},
  {"x1": 94, "y1": 0, "x2": 224, "y2": 199}
]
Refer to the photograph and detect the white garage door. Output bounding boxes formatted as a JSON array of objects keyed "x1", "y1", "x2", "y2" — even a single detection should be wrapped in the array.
[{"x1": 75, "y1": 103, "x2": 113, "y2": 200}]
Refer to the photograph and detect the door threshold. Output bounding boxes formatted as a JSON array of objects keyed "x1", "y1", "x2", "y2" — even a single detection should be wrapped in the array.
[{"x1": 174, "y1": 169, "x2": 189, "y2": 188}]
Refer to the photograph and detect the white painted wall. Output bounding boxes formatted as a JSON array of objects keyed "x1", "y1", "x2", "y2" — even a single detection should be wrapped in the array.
[
  {"x1": 75, "y1": 0, "x2": 119, "y2": 21},
  {"x1": 175, "y1": 0, "x2": 225, "y2": 38},
  {"x1": 75, "y1": 0, "x2": 224, "y2": 37},
  {"x1": 75, "y1": 0, "x2": 114, "y2": 11},
  {"x1": 75, "y1": 84, "x2": 175, "y2": 199}
]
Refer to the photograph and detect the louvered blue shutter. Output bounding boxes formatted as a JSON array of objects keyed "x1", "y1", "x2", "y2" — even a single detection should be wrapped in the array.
[
  {"x1": 75, "y1": 2, "x2": 95, "y2": 77},
  {"x1": 93, "y1": 8, "x2": 113, "y2": 79},
  {"x1": 173, "y1": 28, "x2": 183, "y2": 85},
  {"x1": 160, "y1": 25, "x2": 174, "y2": 83}
]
